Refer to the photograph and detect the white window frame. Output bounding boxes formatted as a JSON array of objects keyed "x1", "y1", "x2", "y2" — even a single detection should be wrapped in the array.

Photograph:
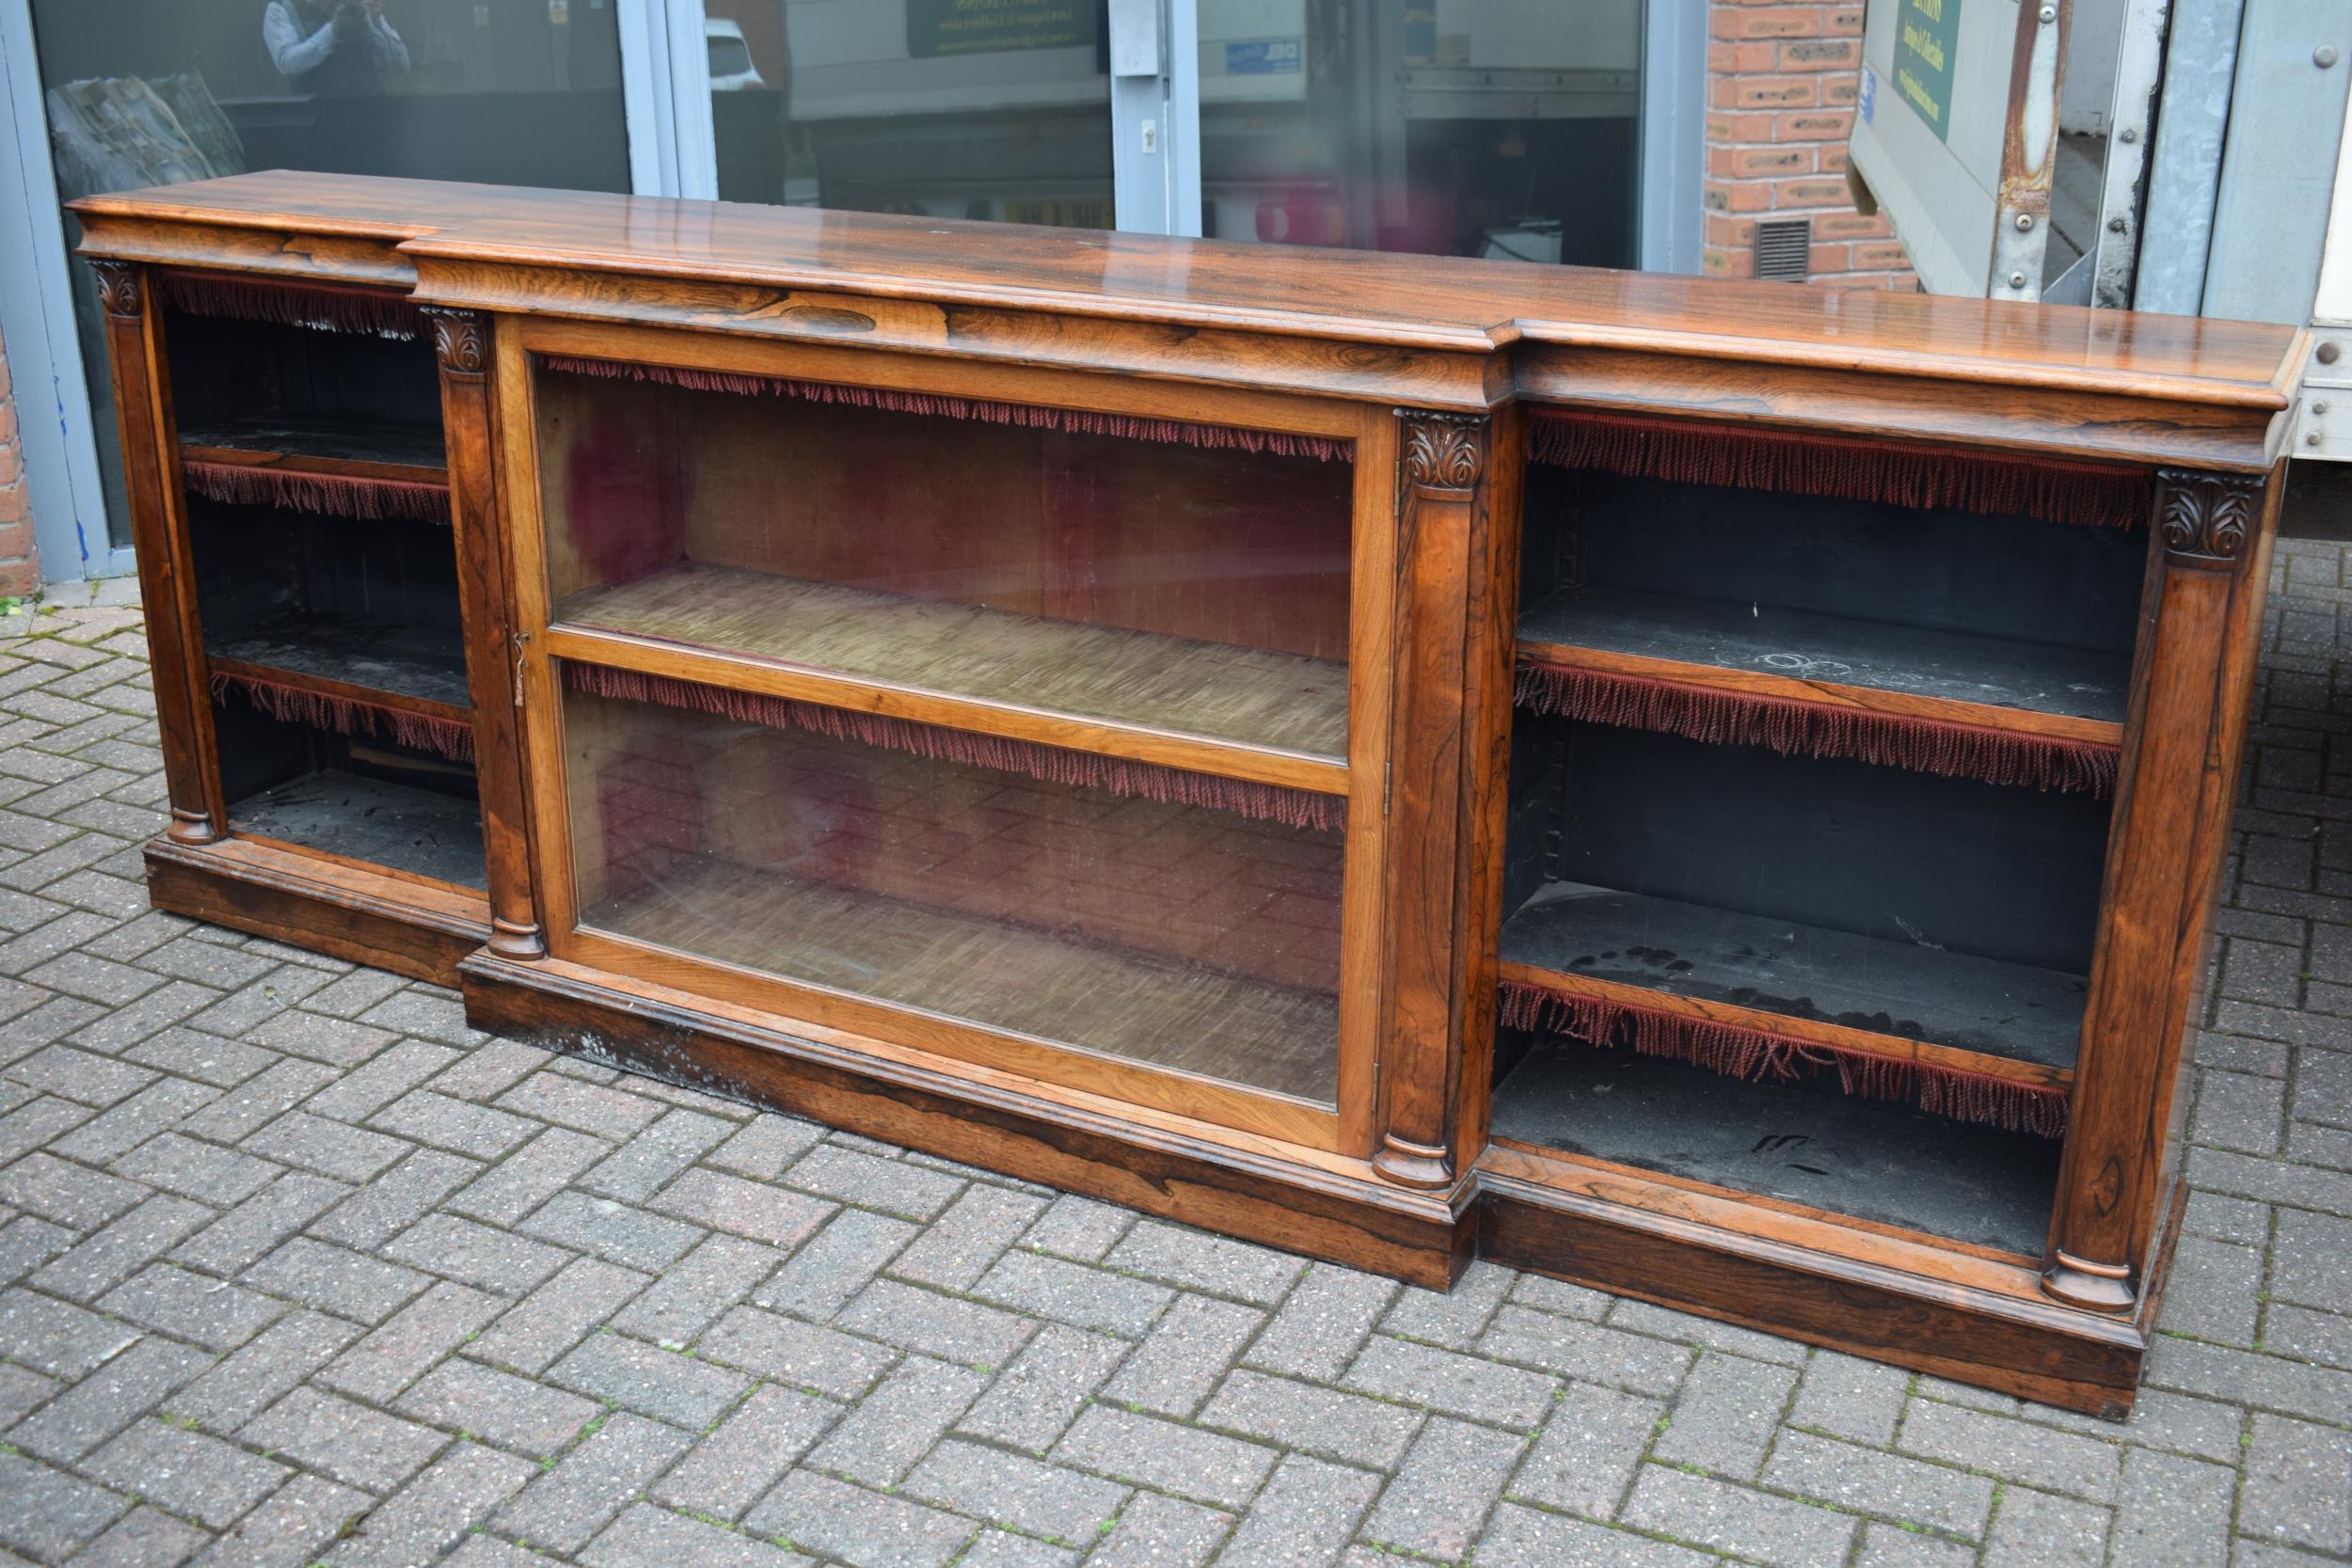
[
  {"x1": 1641, "y1": 0, "x2": 1707, "y2": 275},
  {"x1": 618, "y1": 0, "x2": 716, "y2": 199},
  {"x1": 0, "y1": 0, "x2": 132, "y2": 581}
]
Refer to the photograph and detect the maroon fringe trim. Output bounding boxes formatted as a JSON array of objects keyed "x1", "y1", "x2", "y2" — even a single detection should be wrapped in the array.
[
  {"x1": 540, "y1": 354, "x2": 1353, "y2": 464},
  {"x1": 1498, "y1": 978, "x2": 2068, "y2": 1138},
  {"x1": 211, "y1": 670, "x2": 475, "y2": 763},
  {"x1": 1515, "y1": 659, "x2": 2119, "y2": 797},
  {"x1": 182, "y1": 460, "x2": 452, "y2": 525},
  {"x1": 157, "y1": 270, "x2": 424, "y2": 341},
  {"x1": 564, "y1": 662, "x2": 1343, "y2": 833},
  {"x1": 1527, "y1": 408, "x2": 2152, "y2": 530}
]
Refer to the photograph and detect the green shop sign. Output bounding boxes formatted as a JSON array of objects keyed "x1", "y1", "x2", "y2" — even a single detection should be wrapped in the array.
[
  {"x1": 907, "y1": 0, "x2": 1100, "y2": 58},
  {"x1": 1893, "y1": 0, "x2": 1961, "y2": 140}
]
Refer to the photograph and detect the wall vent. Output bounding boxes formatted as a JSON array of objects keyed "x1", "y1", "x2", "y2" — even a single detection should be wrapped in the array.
[{"x1": 1754, "y1": 219, "x2": 1813, "y2": 283}]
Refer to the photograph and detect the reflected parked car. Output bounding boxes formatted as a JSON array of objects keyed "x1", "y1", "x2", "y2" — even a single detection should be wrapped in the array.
[{"x1": 707, "y1": 20, "x2": 764, "y2": 91}]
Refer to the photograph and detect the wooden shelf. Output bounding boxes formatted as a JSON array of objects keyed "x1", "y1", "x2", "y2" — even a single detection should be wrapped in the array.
[
  {"x1": 1500, "y1": 880, "x2": 2086, "y2": 1087},
  {"x1": 178, "y1": 415, "x2": 448, "y2": 482},
  {"x1": 1490, "y1": 1043, "x2": 2061, "y2": 1257},
  {"x1": 1518, "y1": 586, "x2": 2128, "y2": 742},
  {"x1": 230, "y1": 768, "x2": 485, "y2": 892},
  {"x1": 551, "y1": 562, "x2": 1350, "y2": 792},
  {"x1": 209, "y1": 615, "x2": 472, "y2": 716},
  {"x1": 589, "y1": 851, "x2": 1338, "y2": 1106}
]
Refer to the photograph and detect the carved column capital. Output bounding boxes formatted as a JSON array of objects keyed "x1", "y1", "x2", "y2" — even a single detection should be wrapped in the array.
[
  {"x1": 422, "y1": 307, "x2": 488, "y2": 378},
  {"x1": 1399, "y1": 412, "x2": 1486, "y2": 494},
  {"x1": 89, "y1": 260, "x2": 144, "y2": 320},
  {"x1": 2155, "y1": 469, "x2": 2261, "y2": 570}
]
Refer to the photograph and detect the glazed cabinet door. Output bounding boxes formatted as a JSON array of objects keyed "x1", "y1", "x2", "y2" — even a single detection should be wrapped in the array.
[{"x1": 499, "y1": 318, "x2": 1394, "y2": 1152}]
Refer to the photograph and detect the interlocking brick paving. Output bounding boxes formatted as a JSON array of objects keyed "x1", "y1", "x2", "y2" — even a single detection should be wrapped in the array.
[{"x1": 0, "y1": 541, "x2": 2347, "y2": 1568}]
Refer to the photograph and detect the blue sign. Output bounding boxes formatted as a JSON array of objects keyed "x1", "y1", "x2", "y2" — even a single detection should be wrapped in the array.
[{"x1": 1225, "y1": 40, "x2": 1302, "y2": 75}]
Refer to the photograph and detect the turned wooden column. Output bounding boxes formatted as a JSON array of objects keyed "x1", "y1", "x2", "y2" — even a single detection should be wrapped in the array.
[
  {"x1": 2044, "y1": 466, "x2": 2279, "y2": 1310},
  {"x1": 1374, "y1": 408, "x2": 1519, "y2": 1190},
  {"x1": 91, "y1": 260, "x2": 222, "y2": 847},
  {"x1": 426, "y1": 307, "x2": 545, "y2": 959}
]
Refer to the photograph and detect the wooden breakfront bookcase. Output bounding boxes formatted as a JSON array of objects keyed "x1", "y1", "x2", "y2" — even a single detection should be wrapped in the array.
[{"x1": 72, "y1": 172, "x2": 2303, "y2": 1416}]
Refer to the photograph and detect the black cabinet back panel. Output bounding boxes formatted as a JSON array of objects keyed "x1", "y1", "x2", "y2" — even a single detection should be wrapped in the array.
[
  {"x1": 189, "y1": 503, "x2": 462, "y2": 646},
  {"x1": 1524, "y1": 467, "x2": 2147, "y2": 656},
  {"x1": 166, "y1": 312, "x2": 440, "y2": 432},
  {"x1": 212, "y1": 700, "x2": 479, "y2": 811},
  {"x1": 1529, "y1": 721, "x2": 2111, "y2": 974}
]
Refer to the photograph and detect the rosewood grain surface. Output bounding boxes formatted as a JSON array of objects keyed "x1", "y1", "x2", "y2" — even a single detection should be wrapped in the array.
[
  {"x1": 146, "y1": 835, "x2": 488, "y2": 987},
  {"x1": 2045, "y1": 467, "x2": 2282, "y2": 1310},
  {"x1": 1477, "y1": 1155, "x2": 2162, "y2": 1418},
  {"x1": 94, "y1": 261, "x2": 222, "y2": 847},
  {"x1": 434, "y1": 307, "x2": 546, "y2": 961},
  {"x1": 71, "y1": 172, "x2": 2297, "y2": 406},
  {"x1": 1375, "y1": 410, "x2": 1521, "y2": 1191},
  {"x1": 461, "y1": 950, "x2": 1470, "y2": 1289}
]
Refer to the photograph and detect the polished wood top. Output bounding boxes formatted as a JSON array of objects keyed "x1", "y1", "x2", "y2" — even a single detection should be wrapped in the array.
[{"x1": 75, "y1": 171, "x2": 2298, "y2": 411}]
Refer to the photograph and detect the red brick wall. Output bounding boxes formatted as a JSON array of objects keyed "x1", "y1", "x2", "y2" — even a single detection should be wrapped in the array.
[
  {"x1": 0, "y1": 325, "x2": 40, "y2": 596},
  {"x1": 1703, "y1": 0, "x2": 1917, "y2": 290}
]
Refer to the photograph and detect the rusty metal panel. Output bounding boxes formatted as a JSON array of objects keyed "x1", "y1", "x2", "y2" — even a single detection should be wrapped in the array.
[{"x1": 1849, "y1": 0, "x2": 2060, "y2": 298}]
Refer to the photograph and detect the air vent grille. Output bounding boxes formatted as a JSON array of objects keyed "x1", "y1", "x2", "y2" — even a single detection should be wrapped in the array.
[{"x1": 1754, "y1": 218, "x2": 1813, "y2": 283}]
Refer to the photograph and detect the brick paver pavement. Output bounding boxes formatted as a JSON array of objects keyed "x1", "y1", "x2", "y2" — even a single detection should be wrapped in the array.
[{"x1": 0, "y1": 543, "x2": 2346, "y2": 1568}]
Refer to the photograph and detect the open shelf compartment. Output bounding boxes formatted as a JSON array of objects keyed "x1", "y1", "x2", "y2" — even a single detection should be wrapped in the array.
[
  {"x1": 179, "y1": 413, "x2": 451, "y2": 524},
  {"x1": 1501, "y1": 881, "x2": 2086, "y2": 1078},
  {"x1": 166, "y1": 293, "x2": 483, "y2": 891},
  {"x1": 1514, "y1": 466, "x2": 2146, "y2": 791},
  {"x1": 188, "y1": 497, "x2": 475, "y2": 753},
  {"x1": 1494, "y1": 716, "x2": 2109, "y2": 1143},
  {"x1": 1518, "y1": 587, "x2": 2129, "y2": 735},
  {"x1": 206, "y1": 613, "x2": 471, "y2": 716},
  {"x1": 214, "y1": 696, "x2": 485, "y2": 892},
  {"x1": 1489, "y1": 1042, "x2": 2062, "y2": 1258}
]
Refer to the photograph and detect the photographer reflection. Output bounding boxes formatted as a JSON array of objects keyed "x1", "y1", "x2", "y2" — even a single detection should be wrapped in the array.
[{"x1": 263, "y1": 0, "x2": 409, "y2": 94}]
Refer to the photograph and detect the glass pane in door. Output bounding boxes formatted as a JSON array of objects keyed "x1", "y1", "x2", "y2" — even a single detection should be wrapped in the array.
[
  {"x1": 29, "y1": 0, "x2": 634, "y2": 549},
  {"x1": 1198, "y1": 0, "x2": 1643, "y2": 267},
  {"x1": 705, "y1": 0, "x2": 1114, "y2": 226},
  {"x1": 565, "y1": 676, "x2": 1345, "y2": 1105},
  {"x1": 534, "y1": 361, "x2": 1355, "y2": 761}
]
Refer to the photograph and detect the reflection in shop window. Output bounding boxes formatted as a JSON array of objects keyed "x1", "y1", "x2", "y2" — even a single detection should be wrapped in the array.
[
  {"x1": 1200, "y1": 0, "x2": 1642, "y2": 266},
  {"x1": 708, "y1": 1, "x2": 1641, "y2": 267},
  {"x1": 29, "y1": 0, "x2": 634, "y2": 551},
  {"x1": 707, "y1": 0, "x2": 1115, "y2": 227},
  {"x1": 35, "y1": 0, "x2": 630, "y2": 202}
]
